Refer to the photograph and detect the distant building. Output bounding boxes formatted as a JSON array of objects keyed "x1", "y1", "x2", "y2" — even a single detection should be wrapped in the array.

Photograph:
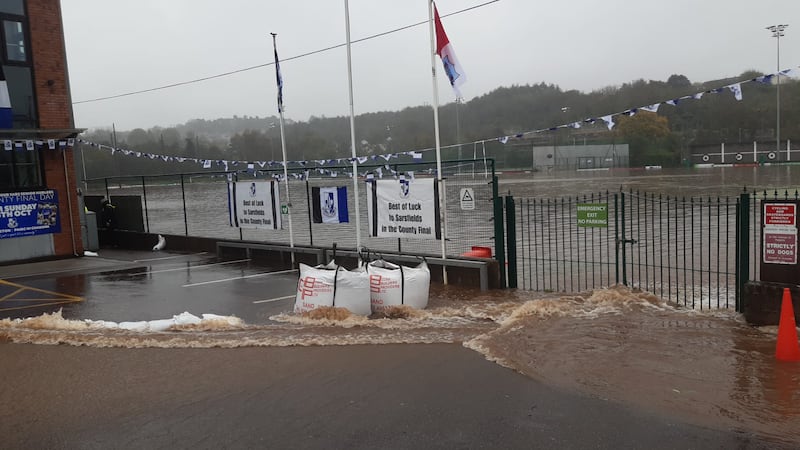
[
  {"x1": 0, "y1": 0, "x2": 84, "y2": 263},
  {"x1": 532, "y1": 144, "x2": 629, "y2": 170}
]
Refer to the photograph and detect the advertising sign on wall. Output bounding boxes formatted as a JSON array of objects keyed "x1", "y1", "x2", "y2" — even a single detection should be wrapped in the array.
[{"x1": 0, "y1": 190, "x2": 61, "y2": 239}]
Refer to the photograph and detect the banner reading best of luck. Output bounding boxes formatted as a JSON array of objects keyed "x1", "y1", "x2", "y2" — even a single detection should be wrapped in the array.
[
  {"x1": 227, "y1": 181, "x2": 281, "y2": 230},
  {"x1": 367, "y1": 177, "x2": 441, "y2": 240},
  {"x1": 0, "y1": 190, "x2": 60, "y2": 239}
]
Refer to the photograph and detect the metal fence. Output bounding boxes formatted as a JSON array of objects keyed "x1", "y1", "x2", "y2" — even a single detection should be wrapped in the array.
[
  {"x1": 85, "y1": 159, "x2": 500, "y2": 259},
  {"x1": 512, "y1": 190, "x2": 743, "y2": 309},
  {"x1": 510, "y1": 188, "x2": 800, "y2": 310}
]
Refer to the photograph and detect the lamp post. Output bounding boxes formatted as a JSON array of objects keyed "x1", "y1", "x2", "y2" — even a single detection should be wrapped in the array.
[{"x1": 767, "y1": 24, "x2": 788, "y2": 155}]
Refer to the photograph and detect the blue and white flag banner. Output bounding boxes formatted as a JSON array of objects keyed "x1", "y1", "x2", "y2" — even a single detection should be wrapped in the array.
[
  {"x1": 311, "y1": 186, "x2": 349, "y2": 224},
  {"x1": 77, "y1": 64, "x2": 800, "y2": 174},
  {"x1": 0, "y1": 190, "x2": 60, "y2": 240},
  {"x1": 0, "y1": 138, "x2": 75, "y2": 151},
  {"x1": 227, "y1": 180, "x2": 281, "y2": 230}
]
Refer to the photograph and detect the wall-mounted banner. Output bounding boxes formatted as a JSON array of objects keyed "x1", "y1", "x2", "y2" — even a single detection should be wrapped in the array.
[
  {"x1": 227, "y1": 181, "x2": 281, "y2": 230},
  {"x1": 0, "y1": 190, "x2": 60, "y2": 239},
  {"x1": 312, "y1": 186, "x2": 349, "y2": 224},
  {"x1": 366, "y1": 177, "x2": 441, "y2": 240}
]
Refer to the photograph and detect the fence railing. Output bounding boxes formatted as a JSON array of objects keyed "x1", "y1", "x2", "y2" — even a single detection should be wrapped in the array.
[
  {"x1": 85, "y1": 159, "x2": 501, "y2": 260},
  {"x1": 510, "y1": 187, "x2": 800, "y2": 310}
]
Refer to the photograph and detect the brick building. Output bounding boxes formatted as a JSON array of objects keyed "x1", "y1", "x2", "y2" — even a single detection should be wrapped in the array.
[{"x1": 0, "y1": 0, "x2": 84, "y2": 263}]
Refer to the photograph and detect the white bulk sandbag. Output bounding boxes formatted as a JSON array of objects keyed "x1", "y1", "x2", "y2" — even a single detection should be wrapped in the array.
[
  {"x1": 366, "y1": 260, "x2": 430, "y2": 311},
  {"x1": 295, "y1": 263, "x2": 336, "y2": 313},
  {"x1": 294, "y1": 262, "x2": 371, "y2": 315},
  {"x1": 332, "y1": 264, "x2": 371, "y2": 316}
]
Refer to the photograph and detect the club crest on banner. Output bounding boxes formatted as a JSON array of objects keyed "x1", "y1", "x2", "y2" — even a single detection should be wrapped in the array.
[
  {"x1": 250, "y1": 182, "x2": 257, "y2": 197},
  {"x1": 399, "y1": 178, "x2": 410, "y2": 198},
  {"x1": 323, "y1": 191, "x2": 337, "y2": 219}
]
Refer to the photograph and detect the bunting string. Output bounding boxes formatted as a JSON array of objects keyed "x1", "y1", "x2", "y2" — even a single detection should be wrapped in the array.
[
  {"x1": 78, "y1": 65, "x2": 800, "y2": 178},
  {"x1": 3, "y1": 138, "x2": 76, "y2": 151}
]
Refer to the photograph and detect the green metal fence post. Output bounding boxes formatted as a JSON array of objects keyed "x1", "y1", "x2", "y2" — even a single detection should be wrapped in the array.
[
  {"x1": 614, "y1": 192, "x2": 619, "y2": 285},
  {"x1": 180, "y1": 174, "x2": 188, "y2": 236},
  {"x1": 505, "y1": 195, "x2": 517, "y2": 288},
  {"x1": 492, "y1": 174, "x2": 506, "y2": 288},
  {"x1": 735, "y1": 192, "x2": 750, "y2": 312},
  {"x1": 621, "y1": 191, "x2": 628, "y2": 286}
]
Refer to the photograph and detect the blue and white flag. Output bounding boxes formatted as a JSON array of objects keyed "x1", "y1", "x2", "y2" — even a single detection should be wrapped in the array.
[
  {"x1": 312, "y1": 186, "x2": 349, "y2": 224},
  {"x1": 728, "y1": 83, "x2": 743, "y2": 101},
  {"x1": 0, "y1": 66, "x2": 12, "y2": 128}
]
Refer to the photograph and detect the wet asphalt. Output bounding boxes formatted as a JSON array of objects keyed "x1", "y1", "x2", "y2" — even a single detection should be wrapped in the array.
[
  {"x1": 0, "y1": 249, "x2": 300, "y2": 322},
  {"x1": 0, "y1": 251, "x2": 784, "y2": 448}
]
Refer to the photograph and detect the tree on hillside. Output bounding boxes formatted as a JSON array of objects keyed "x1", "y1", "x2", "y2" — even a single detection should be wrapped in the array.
[{"x1": 616, "y1": 112, "x2": 679, "y2": 166}]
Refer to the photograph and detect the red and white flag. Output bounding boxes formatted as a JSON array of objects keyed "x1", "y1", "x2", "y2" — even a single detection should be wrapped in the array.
[{"x1": 434, "y1": 4, "x2": 466, "y2": 99}]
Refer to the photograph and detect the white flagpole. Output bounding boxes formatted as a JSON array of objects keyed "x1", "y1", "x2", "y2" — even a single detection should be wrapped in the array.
[
  {"x1": 271, "y1": 33, "x2": 295, "y2": 265},
  {"x1": 428, "y1": 0, "x2": 448, "y2": 284},
  {"x1": 344, "y1": 0, "x2": 362, "y2": 253}
]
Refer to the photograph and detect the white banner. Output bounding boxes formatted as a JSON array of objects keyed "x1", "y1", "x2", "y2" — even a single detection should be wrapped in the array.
[
  {"x1": 366, "y1": 177, "x2": 440, "y2": 240},
  {"x1": 227, "y1": 181, "x2": 281, "y2": 230}
]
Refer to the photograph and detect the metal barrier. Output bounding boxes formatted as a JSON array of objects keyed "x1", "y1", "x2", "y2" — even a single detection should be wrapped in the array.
[
  {"x1": 511, "y1": 190, "x2": 752, "y2": 310},
  {"x1": 84, "y1": 159, "x2": 502, "y2": 262}
]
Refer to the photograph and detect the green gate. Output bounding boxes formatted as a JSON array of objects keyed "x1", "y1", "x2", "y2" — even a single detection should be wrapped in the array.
[{"x1": 507, "y1": 190, "x2": 765, "y2": 310}]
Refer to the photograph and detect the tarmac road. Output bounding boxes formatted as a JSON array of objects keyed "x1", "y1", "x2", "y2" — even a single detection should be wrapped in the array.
[
  {"x1": 0, "y1": 251, "x2": 785, "y2": 448},
  {"x1": 0, "y1": 342, "x2": 775, "y2": 449}
]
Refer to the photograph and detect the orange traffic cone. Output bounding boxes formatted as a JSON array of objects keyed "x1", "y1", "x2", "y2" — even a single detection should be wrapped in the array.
[{"x1": 775, "y1": 288, "x2": 800, "y2": 362}]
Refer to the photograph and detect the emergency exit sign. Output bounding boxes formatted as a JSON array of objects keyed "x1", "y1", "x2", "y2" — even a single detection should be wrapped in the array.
[{"x1": 577, "y1": 203, "x2": 608, "y2": 227}]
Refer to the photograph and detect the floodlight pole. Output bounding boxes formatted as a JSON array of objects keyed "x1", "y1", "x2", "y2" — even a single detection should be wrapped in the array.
[{"x1": 767, "y1": 24, "x2": 788, "y2": 155}]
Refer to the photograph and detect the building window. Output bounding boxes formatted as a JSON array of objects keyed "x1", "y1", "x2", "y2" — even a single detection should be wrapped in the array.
[
  {"x1": 0, "y1": 147, "x2": 43, "y2": 191},
  {"x1": 3, "y1": 21, "x2": 25, "y2": 62},
  {"x1": 0, "y1": 0, "x2": 24, "y2": 16}
]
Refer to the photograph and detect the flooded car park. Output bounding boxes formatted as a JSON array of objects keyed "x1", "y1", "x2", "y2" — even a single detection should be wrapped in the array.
[{"x1": 0, "y1": 249, "x2": 299, "y2": 323}]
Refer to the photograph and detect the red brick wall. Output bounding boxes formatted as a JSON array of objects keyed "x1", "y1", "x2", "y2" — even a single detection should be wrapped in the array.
[{"x1": 27, "y1": 0, "x2": 82, "y2": 255}]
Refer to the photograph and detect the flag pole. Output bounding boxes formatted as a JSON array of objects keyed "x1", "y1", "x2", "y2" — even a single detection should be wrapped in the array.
[
  {"x1": 344, "y1": 0, "x2": 362, "y2": 254},
  {"x1": 427, "y1": 0, "x2": 448, "y2": 284},
  {"x1": 271, "y1": 32, "x2": 295, "y2": 266}
]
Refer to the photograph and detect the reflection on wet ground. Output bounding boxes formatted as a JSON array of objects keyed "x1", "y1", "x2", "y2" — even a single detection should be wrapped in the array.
[{"x1": 1, "y1": 261, "x2": 798, "y2": 446}]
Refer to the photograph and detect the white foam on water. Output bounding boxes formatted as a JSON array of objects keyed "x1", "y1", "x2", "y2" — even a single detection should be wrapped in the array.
[
  {"x1": 3, "y1": 286, "x2": 798, "y2": 443},
  {"x1": 0, "y1": 309, "x2": 245, "y2": 334}
]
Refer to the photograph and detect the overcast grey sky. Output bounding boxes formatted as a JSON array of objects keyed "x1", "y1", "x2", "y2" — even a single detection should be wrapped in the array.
[{"x1": 61, "y1": 0, "x2": 799, "y2": 131}]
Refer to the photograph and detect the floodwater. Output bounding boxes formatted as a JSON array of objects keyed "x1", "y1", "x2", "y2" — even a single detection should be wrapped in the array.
[
  {"x1": 1, "y1": 284, "x2": 798, "y2": 445},
  {"x1": 34, "y1": 165, "x2": 796, "y2": 443},
  {"x1": 501, "y1": 164, "x2": 800, "y2": 198}
]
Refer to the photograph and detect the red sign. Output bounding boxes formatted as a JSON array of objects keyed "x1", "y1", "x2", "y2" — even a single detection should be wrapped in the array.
[
  {"x1": 764, "y1": 203, "x2": 796, "y2": 226},
  {"x1": 763, "y1": 230, "x2": 797, "y2": 265}
]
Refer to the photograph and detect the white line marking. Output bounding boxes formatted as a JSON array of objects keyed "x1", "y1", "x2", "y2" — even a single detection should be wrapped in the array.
[
  {"x1": 253, "y1": 295, "x2": 295, "y2": 304},
  {"x1": 182, "y1": 269, "x2": 298, "y2": 287},
  {"x1": 125, "y1": 258, "x2": 251, "y2": 276},
  {"x1": 133, "y1": 252, "x2": 208, "y2": 262},
  {"x1": 134, "y1": 252, "x2": 207, "y2": 263}
]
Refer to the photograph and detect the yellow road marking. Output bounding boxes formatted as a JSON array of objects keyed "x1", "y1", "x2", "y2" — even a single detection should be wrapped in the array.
[
  {"x1": 0, "y1": 279, "x2": 83, "y2": 313},
  {"x1": 0, "y1": 288, "x2": 25, "y2": 301}
]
